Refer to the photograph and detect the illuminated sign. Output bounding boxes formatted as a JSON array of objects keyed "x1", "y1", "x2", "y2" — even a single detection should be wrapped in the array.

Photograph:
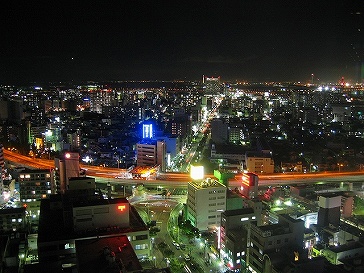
[
  {"x1": 117, "y1": 205, "x2": 126, "y2": 212},
  {"x1": 242, "y1": 173, "x2": 257, "y2": 187},
  {"x1": 143, "y1": 124, "x2": 153, "y2": 139},
  {"x1": 190, "y1": 165, "x2": 204, "y2": 180}
]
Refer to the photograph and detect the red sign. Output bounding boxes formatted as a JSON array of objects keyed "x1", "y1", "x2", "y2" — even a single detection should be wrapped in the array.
[{"x1": 117, "y1": 205, "x2": 126, "y2": 212}]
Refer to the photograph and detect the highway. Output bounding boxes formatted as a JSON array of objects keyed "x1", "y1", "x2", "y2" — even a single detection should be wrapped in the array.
[{"x1": 5, "y1": 149, "x2": 364, "y2": 188}]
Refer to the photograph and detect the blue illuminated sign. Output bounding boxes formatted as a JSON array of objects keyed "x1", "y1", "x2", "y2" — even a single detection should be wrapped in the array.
[{"x1": 143, "y1": 124, "x2": 153, "y2": 139}]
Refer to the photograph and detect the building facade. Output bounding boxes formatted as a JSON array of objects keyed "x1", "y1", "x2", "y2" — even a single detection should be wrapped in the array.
[
  {"x1": 19, "y1": 169, "x2": 54, "y2": 202},
  {"x1": 136, "y1": 140, "x2": 166, "y2": 171},
  {"x1": 186, "y1": 178, "x2": 227, "y2": 231}
]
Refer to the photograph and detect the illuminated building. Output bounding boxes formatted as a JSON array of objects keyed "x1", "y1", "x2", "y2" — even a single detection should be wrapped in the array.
[
  {"x1": 331, "y1": 104, "x2": 351, "y2": 122},
  {"x1": 203, "y1": 75, "x2": 221, "y2": 95},
  {"x1": 37, "y1": 196, "x2": 150, "y2": 263},
  {"x1": 248, "y1": 214, "x2": 305, "y2": 273},
  {"x1": 81, "y1": 85, "x2": 115, "y2": 114},
  {"x1": 228, "y1": 126, "x2": 244, "y2": 144},
  {"x1": 155, "y1": 136, "x2": 179, "y2": 167},
  {"x1": 66, "y1": 131, "x2": 81, "y2": 150},
  {"x1": 142, "y1": 123, "x2": 154, "y2": 139},
  {"x1": 245, "y1": 152, "x2": 275, "y2": 174},
  {"x1": 166, "y1": 115, "x2": 191, "y2": 139},
  {"x1": 136, "y1": 140, "x2": 166, "y2": 172},
  {"x1": 19, "y1": 169, "x2": 54, "y2": 202},
  {"x1": 239, "y1": 173, "x2": 259, "y2": 199},
  {"x1": 186, "y1": 177, "x2": 227, "y2": 231},
  {"x1": 0, "y1": 207, "x2": 26, "y2": 233},
  {"x1": 53, "y1": 152, "x2": 80, "y2": 193},
  {"x1": 220, "y1": 208, "x2": 256, "y2": 271}
]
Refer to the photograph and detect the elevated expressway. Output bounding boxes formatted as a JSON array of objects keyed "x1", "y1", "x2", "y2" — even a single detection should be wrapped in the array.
[{"x1": 4, "y1": 149, "x2": 364, "y2": 189}]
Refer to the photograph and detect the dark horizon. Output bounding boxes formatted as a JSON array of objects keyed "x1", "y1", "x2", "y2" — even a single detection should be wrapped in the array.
[{"x1": 0, "y1": 0, "x2": 362, "y2": 85}]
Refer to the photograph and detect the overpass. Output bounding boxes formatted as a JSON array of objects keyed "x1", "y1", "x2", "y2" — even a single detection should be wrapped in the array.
[{"x1": 4, "y1": 149, "x2": 364, "y2": 189}]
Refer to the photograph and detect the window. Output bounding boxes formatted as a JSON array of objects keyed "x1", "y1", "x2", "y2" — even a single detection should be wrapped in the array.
[{"x1": 135, "y1": 234, "x2": 148, "y2": 240}]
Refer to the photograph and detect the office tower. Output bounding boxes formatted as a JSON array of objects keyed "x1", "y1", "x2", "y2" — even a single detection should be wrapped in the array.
[
  {"x1": 19, "y1": 169, "x2": 54, "y2": 202},
  {"x1": 186, "y1": 178, "x2": 227, "y2": 231},
  {"x1": 136, "y1": 139, "x2": 166, "y2": 172},
  {"x1": 203, "y1": 75, "x2": 222, "y2": 95}
]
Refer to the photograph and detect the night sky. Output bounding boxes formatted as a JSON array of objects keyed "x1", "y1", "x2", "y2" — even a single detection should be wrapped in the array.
[{"x1": 0, "y1": 0, "x2": 363, "y2": 84}]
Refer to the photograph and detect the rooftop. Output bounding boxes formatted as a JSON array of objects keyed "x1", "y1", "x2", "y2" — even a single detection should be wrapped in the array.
[
  {"x1": 76, "y1": 235, "x2": 142, "y2": 273},
  {"x1": 189, "y1": 178, "x2": 226, "y2": 190},
  {"x1": 38, "y1": 196, "x2": 147, "y2": 244}
]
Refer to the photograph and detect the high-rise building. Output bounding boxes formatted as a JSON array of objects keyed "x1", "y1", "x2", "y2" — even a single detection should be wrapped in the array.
[
  {"x1": 136, "y1": 139, "x2": 166, "y2": 172},
  {"x1": 186, "y1": 178, "x2": 227, "y2": 231},
  {"x1": 203, "y1": 75, "x2": 221, "y2": 95},
  {"x1": 19, "y1": 169, "x2": 54, "y2": 202},
  {"x1": 53, "y1": 152, "x2": 80, "y2": 193}
]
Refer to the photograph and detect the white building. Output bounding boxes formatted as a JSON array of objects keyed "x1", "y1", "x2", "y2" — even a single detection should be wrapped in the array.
[{"x1": 186, "y1": 178, "x2": 227, "y2": 231}]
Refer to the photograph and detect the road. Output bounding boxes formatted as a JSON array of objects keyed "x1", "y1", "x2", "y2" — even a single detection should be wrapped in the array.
[{"x1": 5, "y1": 149, "x2": 364, "y2": 189}]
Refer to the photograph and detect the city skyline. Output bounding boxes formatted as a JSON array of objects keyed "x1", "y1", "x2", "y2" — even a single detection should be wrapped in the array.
[{"x1": 0, "y1": 0, "x2": 363, "y2": 84}]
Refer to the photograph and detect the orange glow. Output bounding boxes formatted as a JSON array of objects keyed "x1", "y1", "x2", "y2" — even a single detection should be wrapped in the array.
[{"x1": 117, "y1": 205, "x2": 126, "y2": 212}]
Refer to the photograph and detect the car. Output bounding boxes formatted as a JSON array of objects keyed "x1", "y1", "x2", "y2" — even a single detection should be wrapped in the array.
[
  {"x1": 184, "y1": 254, "x2": 190, "y2": 261},
  {"x1": 175, "y1": 243, "x2": 180, "y2": 250}
]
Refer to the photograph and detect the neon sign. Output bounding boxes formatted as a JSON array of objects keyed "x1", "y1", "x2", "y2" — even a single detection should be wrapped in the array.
[
  {"x1": 117, "y1": 205, "x2": 126, "y2": 212},
  {"x1": 142, "y1": 124, "x2": 153, "y2": 139}
]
